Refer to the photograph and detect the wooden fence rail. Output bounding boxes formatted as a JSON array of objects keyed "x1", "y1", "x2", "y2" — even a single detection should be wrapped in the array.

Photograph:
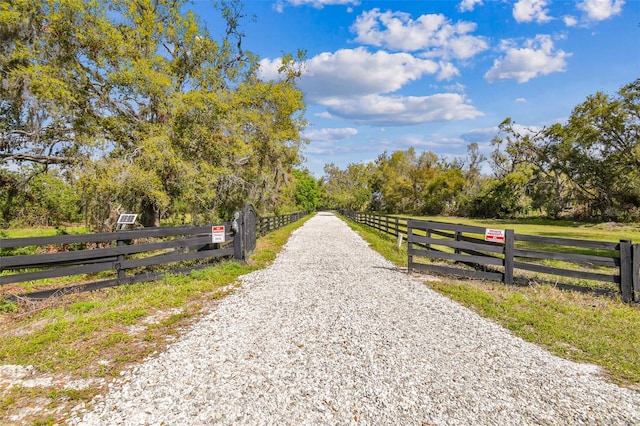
[
  {"x1": 339, "y1": 210, "x2": 639, "y2": 303},
  {"x1": 1, "y1": 207, "x2": 307, "y2": 300},
  {"x1": 258, "y1": 211, "x2": 308, "y2": 237}
]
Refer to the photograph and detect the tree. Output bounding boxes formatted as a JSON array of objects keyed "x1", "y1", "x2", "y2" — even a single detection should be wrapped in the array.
[
  {"x1": 489, "y1": 118, "x2": 571, "y2": 218},
  {"x1": 321, "y1": 162, "x2": 374, "y2": 211},
  {"x1": 484, "y1": 79, "x2": 640, "y2": 221},
  {"x1": 423, "y1": 168, "x2": 465, "y2": 215},
  {"x1": 468, "y1": 173, "x2": 530, "y2": 218},
  {"x1": 373, "y1": 148, "x2": 438, "y2": 213},
  {"x1": 552, "y1": 79, "x2": 640, "y2": 220},
  {"x1": 0, "y1": 0, "x2": 112, "y2": 203},
  {"x1": 0, "y1": 165, "x2": 81, "y2": 226},
  {"x1": 292, "y1": 169, "x2": 320, "y2": 211},
  {"x1": 2, "y1": 0, "x2": 308, "y2": 229}
]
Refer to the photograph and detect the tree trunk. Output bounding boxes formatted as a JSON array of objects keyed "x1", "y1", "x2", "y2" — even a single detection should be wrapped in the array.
[{"x1": 141, "y1": 201, "x2": 160, "y2": 227}]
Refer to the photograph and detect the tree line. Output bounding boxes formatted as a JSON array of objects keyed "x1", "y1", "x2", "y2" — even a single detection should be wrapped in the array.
[
  {"x1": 1, "y1": 0, "x2": 316, "y2": 230},
  {"x1": 320, "y1": 79, "x2": 639, "y2": 222}
]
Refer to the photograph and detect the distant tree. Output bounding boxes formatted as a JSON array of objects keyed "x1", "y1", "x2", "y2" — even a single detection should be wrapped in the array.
[
  {"x1": 423, "y1": 168, "x2": 465, "y2": 215},
  {"x1": 321, "y1": 162, "x2": 374, "y2": 211},
  {"x1": 489, "y1": 118, "x2": 571, "y2": 218},
  {"x1": 454, "y1": 143, "x2": 488, "y2": 217},
  {"x1": 468, "y1": 173, "x2": 530, "y2": 218},
  {"x1": 292, "y1": 169, "x2": 320, "y2": 211},
  {"x1": 373, "y1": 148, "x2": 438, "y2": 213}
]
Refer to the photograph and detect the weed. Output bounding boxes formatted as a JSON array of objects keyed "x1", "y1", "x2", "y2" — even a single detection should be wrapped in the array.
[{"x1": 0, "y1": 299, "x2": 19, "y2": 313}]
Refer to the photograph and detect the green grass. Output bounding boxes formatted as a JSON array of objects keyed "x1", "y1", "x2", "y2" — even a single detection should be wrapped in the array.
[
  {"x1": 0, "y1": 214, "x2": 313, "y2": 424},
  {"x1": 341, "y1": 214, "x2": 640, "y2": 390},
  {"x1": 1, "y1": 226, "x2": 89, "y2": 239}
]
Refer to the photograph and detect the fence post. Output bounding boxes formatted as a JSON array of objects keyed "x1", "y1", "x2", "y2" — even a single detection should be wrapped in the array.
[
  {"x1": 633, "y1": 244, "x2": 639, "y2": 303},
  {"x1": 454, "y1": 231, "x2": 461, "y2": 255},
  {"x1": 233, "y1": 210, "x2": 244, "y2": 261},
  {"x1": 407, "y1": 221, "x2": 414, "y2": 272},
  {"x1": 620, "y1": 240, "x2": 633, "y2": 303},
  {"x1": 116, "y1": 239, "x2": 126, "y2": 282},
  {"x1": 504, "y1": 229, "x2": 515, "y2": 285}
]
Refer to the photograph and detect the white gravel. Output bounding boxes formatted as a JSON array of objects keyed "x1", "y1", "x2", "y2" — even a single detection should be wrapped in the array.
[{"x1": 71, "y1": 212, "x2": 640, "y2": 425}]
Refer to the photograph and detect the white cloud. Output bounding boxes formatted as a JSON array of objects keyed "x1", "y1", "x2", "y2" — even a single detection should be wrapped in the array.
[
  {"x1": 274, "y1": 0, "x2": 360, "y2": 12},
  {"x1": 303, "y1": 127, "x2": 358, "y2": 141},
  {"x1": 320, "y1": 93, "x2": 483, "y2": 126},
  {"x1": 484, "y1": 35, "x2": 571, "y2": 83},
  {"x1": 458, "y1": 0, "x2": 483, "y2": 12},
  {"x1": 577, "y1": 0, "x2": 624, "y2": 21},
  {"x1": 259, "y1": 46, "x2": 482, "y2": 127},
  {"x1": 257, "y1": 58, "x2": 284, "y2": 81},
  {"x1": 563, "y1": 15, "x2": 579, "y2": 26},
  {"x1": 350, "y1": 9, "x2": 488, "y2": 59},
  {"x1": 437, "y1": 62, "x2": 461, "y2": 81},
  {"x1": 260, "y1": 48, "x2": 483, "y2": 126},
  {"x1": 298, "y1": 48, "x2": 440, "y2": 101},
  {"x1": 513, "y1": 0, "x2": 553, "y2": 23},
  {"x1": 515, "y1": 97, "x2": 528, "y2": 103}
]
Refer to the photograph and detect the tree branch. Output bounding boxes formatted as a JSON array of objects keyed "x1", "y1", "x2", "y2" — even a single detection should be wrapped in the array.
[{"x1": 0, "y1": 153, "x2": 75, "y2": 165}]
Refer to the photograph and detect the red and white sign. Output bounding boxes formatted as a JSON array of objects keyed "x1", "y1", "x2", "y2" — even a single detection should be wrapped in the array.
[
  {"x1": 484, "y1": 228, "x2": 505, "y2": 243},
  {"x1": 211, "y1": 225, "x2": 226, "y2": 243}
]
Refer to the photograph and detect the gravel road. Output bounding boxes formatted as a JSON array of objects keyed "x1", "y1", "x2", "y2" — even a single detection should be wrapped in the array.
[{"x1": 71, "y1": 212, "x2": 640, "y2": 425}]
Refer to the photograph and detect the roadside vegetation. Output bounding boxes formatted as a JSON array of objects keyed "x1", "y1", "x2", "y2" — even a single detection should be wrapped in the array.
[
  {"x1": 0, "y1": 216, "x2": 311, "y2": 425},
  {"x1": 342, "y1": 216, "x2": 640, "y2": 391}
]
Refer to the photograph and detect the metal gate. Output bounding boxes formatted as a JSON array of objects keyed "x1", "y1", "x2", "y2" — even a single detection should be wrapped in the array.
[{"x1": 242, "y1": 204, "x2": 257, "y2": 257}]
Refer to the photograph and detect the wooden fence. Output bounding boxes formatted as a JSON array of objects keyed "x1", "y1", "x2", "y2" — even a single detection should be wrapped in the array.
[
  {"x1": 340, "y1": 210, "x2": 639, "y2": 303},
  {"x1": 258, "y1": 211, "x2": 308, "y2": 237},
  {"x1": 0, "y1": 206, "x2": 308, "y2": 300}
]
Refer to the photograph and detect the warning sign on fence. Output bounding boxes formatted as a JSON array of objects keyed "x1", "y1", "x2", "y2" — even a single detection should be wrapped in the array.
[
  {"x1": 484, "y1": 228, "x2": 505, "y2": 243},
  {"x1": 211, "y1": 225, "x2": 226, "y2": 243}
]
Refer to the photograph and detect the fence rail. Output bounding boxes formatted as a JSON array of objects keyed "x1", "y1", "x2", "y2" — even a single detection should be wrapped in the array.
[
  {"x1": 340, "y1": 210, "x2": 639, "y2": 303},
  {"x1": 1, "y1": 207, "x2": 308, "y2": 300},
  {"x1": 258, "y1": 211, "x2": 308, "y2": 237}
]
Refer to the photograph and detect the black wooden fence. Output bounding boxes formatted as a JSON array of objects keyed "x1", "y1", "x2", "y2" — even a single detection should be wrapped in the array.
[
  {"x1": 0, "y1": 206, "x2": 308, "y2": 300},
  {"x1": 258, "y1": 211, "x2": 308, "y2": 237},
  {"x1": 340, "y1": 210, "x2": 639, "y2": 303}
]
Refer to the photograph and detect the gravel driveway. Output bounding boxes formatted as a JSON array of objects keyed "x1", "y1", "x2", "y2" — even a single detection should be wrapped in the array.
[{"x1": 72, "y1": 212, "x2": 640, "y2": 425}]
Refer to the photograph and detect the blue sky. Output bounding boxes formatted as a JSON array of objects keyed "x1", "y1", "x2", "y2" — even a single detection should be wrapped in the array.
[{"x1": 193, "y1": 0, "x2": 639, "y2": 177}]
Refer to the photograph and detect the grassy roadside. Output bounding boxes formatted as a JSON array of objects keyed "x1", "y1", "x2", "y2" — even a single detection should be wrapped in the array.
[
  {"x1": 341, "y1": 216, "x2": 640, "y2": 391},
  {"x1": 0, "y1": 214, "x2": 312, "y2": 425}
]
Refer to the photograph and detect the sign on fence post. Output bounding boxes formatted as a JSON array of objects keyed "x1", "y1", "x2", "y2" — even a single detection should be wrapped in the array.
[
  {"x1": 485, "y1": 228, "x2": 505, "y2": 243},
  {"x1": 211, "y1": 225, "x2": 226, "y2": 243}
]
